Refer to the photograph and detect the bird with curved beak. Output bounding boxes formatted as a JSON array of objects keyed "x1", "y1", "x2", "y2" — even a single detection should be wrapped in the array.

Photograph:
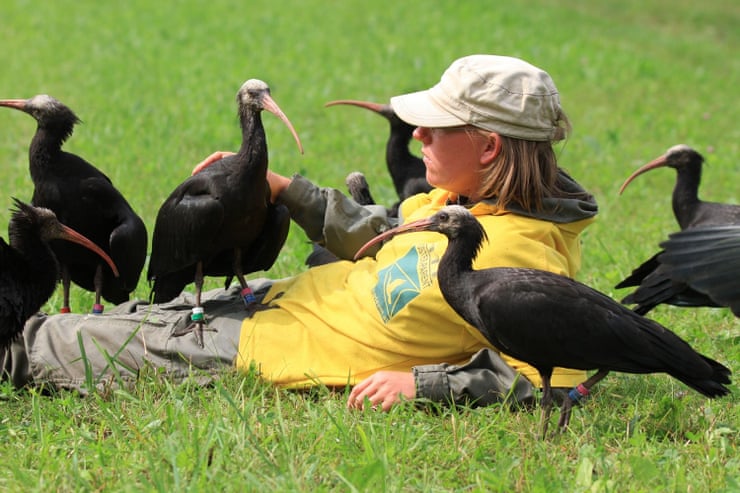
[
  {"x1": 0, "y1": 94, "x2": 147, "y2": 315},
  {"x1": 148, "y1": 79, "x2": 303, "y2": 348},
  {"x1": 1, "y1": 198, "x2": 119, "y2": 349},
  {"x1": 325, "y1": 99, "x2": 430, "y2": 216},
  {"x1": 616, "y1": 144, "x2": 740, "y2": 314},
  {"x1": 355, "y1": 205, "x2": 731, "y2": 438}
]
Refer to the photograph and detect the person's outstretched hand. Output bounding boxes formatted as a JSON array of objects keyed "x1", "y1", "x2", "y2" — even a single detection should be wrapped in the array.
[
  {"x1": 191, "y1": 152, "x2": 291, "y2": 204},
  {"x1": 347, "y1": 371, "x2": 416, "y2": 412},
  {"x1": 191, "y1": 151, "x2": 236, "y2": 175}
]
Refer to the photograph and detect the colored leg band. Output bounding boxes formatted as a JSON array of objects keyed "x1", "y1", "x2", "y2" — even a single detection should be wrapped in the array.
[
  {"x1": 568, "y1": 383, "x2": 590, "y2": 403},
  {"x1": 92, "y1": 304, "x2": 104, "y2": 314},
  {"x1": 60, "y1": 307, "x2": 71, "y2": 314},
  {"x1": 191, "y1": 306, "x2": 205, "y2": 322},
  {"x1": 241, "y1": 287, "x2": 256, "y2": 304}
]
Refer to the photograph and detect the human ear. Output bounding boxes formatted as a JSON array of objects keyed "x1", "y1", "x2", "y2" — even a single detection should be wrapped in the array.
[{"x1": 480, "y1": 132, "x2": 502, "y2": 164}]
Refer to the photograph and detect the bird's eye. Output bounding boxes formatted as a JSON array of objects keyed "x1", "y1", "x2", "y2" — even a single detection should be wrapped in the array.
[{"x1": 439, "y1": 212, "x2": 448, "y2": 221}]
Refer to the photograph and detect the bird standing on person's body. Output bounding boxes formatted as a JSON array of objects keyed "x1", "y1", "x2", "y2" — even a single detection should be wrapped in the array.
[
  {"x1": 148, "y1": 79, "x2": 303, "y2": 347},
  {"x1": 1, "y1": 199, "x2": 119, "y2": 349},
  {"x1": 0, "y1": 95, "x2": 147, "y2": 314},
  {"x1": 355, "y1": 205, "x2": 732, "y2": 437},
  {"x1": 616, "y1": 145, "x2": 740, "y2": 314}
]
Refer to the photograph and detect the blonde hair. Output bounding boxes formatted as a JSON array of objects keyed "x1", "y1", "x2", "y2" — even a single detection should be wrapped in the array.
[{"x1": 470, "y1": 115, "x2": 576, "y2": 212}]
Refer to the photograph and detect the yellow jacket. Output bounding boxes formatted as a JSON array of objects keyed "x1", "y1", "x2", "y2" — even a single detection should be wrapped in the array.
[{"x1": 237, "y1": 177, "x2": 597, "y2": 389}]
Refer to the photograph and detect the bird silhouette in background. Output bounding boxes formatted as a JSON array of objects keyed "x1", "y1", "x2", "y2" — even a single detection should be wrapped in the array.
[
  {"x1": 616, "y1": 145, "x2": 740, "y2": 314},
  {"x1": 1, "y1": 199, "x2": 119, "y2": 349},
  {"x1": 0, "y1": 95, "x2": 147, "y2": 314},
  {"x1": 148, "y1": 79, "x2": 303, "y2": 347},
  {"x1": 355, "y1": 205, "x2": 731, "y2": 437},
  {"x1": 325, "y1": 100, "x2": 431, "y2": 215}
]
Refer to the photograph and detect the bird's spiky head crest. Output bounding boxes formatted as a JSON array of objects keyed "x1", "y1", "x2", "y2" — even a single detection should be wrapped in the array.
[
  {"x1": 21, "y1": 94, "x2": 81, "y2": 143},
  {"x1": 8, "y1": 198, "x2": 60, "y2": 244}
]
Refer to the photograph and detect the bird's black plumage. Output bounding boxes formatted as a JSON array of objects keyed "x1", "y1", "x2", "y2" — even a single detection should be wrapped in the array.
[
  {"x1": 0, "y1": 95, "x2": 147, "y2": 312},
  {"x1": 326, "y1": 100, "x2": 431, "y2": 215},
  {"x1": 616, "y1": 145, "x2": 740, "y2": 314},
  {"x1": 1, "y1": 199, "x2": 119, "y2": 349},
  {"x1": 147, "y1": 79, "x2": 302, "y2": 346},
  {"x1": 656, "y1": 225, "x2": 740, "y2": 316},
  {"x1": 355, "y1": 205, "x2": 731, "y2": 436}
]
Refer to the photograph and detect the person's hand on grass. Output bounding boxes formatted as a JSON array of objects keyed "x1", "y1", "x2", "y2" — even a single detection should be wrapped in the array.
[{"x1": 348, "y1": 371, "x2": 416, "y2": 412}]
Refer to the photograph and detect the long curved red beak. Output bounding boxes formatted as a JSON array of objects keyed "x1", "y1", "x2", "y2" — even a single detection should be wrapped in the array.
[
  {"x1": 618, "y1": 154, "x2": 669, "y2": 195},
  {"x1": 353, "y1": 217, "x2": 435, "y2": 260}
]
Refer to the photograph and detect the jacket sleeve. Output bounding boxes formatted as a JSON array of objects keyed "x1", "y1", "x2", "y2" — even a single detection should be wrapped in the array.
[
  {"x1": 412, "y1": 348, "x2": 537, "y2": 408},
  {"x1": 277, "y1": 174, "x2": 399, "y2": 260}
]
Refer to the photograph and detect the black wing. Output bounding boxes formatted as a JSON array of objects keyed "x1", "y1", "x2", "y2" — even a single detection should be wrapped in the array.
[{"x1": 659, "y1": 225, "x2": 740, "y2": 316}]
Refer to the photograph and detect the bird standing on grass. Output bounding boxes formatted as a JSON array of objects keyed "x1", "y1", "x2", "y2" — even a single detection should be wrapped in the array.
[
  {"x1": 1, "y1": 199, "x2": 119, "y2": 349},
  {"x1": 355, "y1": 205, "x2": 732, "y2": 437},
  {"x1": 148, "y1": 79, "x2": 303, "y2": 347},
  {"x1": 0, "y1": 95, "x2": 147, "y2": 314},
  {"x1": 616, "y1": 144, "x2": 740, "y2": 314},
  {"x1": 325, "y1": 100, "x2": 431, "y2": 215}
]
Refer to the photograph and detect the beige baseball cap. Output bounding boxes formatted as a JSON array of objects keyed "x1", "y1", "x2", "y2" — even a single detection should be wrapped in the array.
[{"x1": 390, "y1": 55, "x2": 567, "y2": 142}]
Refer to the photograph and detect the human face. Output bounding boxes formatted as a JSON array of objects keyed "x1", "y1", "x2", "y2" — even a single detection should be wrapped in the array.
[{"x1": 413, "y1": 126, "x2": 494, "y2": 201}]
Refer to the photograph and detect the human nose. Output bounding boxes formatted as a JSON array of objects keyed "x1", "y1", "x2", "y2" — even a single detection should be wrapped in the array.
[{"x1": 413, "y1": 126, "x2": 430, "y2": 143}]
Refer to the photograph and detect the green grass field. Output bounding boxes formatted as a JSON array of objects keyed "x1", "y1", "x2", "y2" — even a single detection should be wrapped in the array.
[{"x1": 1, "y1": 1, "x2": 738, "y2": 491}]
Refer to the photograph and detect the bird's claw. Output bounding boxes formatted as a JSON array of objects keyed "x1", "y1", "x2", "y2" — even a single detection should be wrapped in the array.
[
  {"x1": 244, "y1": 291, "x2": 283, "y2": 318},
  {"x1": 171, "y1": 319, "x2": 216, "y2": 348}
]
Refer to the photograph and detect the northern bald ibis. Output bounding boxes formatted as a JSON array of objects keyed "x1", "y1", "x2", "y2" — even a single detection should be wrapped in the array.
[
  {"x1": 0, "y1": 95, "x2": 147, "y2": 314},
  {"x1": 354, "y1": 206, "x2": 731, "y2": 437},
  {"x1": 147, "y1": 79, "x2": 303, "y2": 347},
  {"x1": 325, "y1": 100, "x2": 431, "y2": 215},
  {"x1": 616, "y1": 145, "x2": 740, "y2": 314},
  {"x1": 1, "y1": 199, "x2": 119, "y2": 349}
]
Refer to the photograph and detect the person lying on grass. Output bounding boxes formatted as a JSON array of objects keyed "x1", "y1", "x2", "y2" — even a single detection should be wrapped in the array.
[{"x1": 2, "y1": 54, "x2": 597, "y2": 412}]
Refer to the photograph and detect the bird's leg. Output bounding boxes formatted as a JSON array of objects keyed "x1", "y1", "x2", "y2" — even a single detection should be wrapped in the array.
[
  {"x1": 538, "y1": 375, "x2": 554, "y2": 440},
  {"x1": 191, "y1": 261, "x2": 206, "y2": 348},
  {"x1": 91, "y1": 264, "x2": 105, "y2": 314},
  {"x1": 557, "y1": 370, "x2": 609, "y2": 432},
  {"x1": 60, "y1": 265, "x2": 72, "y2": 313},
  {"x1": 232, "y1": 248, "x2": 278, "y2": 317},
  {"x1": 232, "y1": 248, "x2": 256, "y2": 307},
  {"x1": 171, "y1": 262, "x2": 216, "y2": 347}
]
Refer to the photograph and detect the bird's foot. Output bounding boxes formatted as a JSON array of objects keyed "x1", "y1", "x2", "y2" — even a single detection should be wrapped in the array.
[
  {"x1": 244, "y1": 292, "x2": 284, "y2": 319},
  {"x1": 171, "y1": 308, "x2": 216, "y2": 348},
  {"x1": 557, "y1": 383, "x2": 591, "y2": 432}
]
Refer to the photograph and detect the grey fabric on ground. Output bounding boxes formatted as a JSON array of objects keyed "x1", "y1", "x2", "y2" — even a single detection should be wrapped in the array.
[{"x1": 1, "y1": 281, "x2": 274, "y2": 395}]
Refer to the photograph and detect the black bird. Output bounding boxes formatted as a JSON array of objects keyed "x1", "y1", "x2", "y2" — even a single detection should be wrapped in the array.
[
  {"x1": 616, "y1": 145, "x2": 740, "y2": 313},
  {"x1": 147, "y1": 79, "x2": 303, "y2": 347},
  {"x1": 354, "y1": 205, "x2": 731, "y2": 437},
  {"x1": 325, "y1": 100, "x2": 431, "y2": 214},
  {"x1": 1, "y1": 199, "x2": 119, "y2": 349},
  {"x1": 655, "y1": 225, "x2": 740, "y2": 317},
  {"x1": 0, "y1": 95, "x2": 147, "y2": 314}
]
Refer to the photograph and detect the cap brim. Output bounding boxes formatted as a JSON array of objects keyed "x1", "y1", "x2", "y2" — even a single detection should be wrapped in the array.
[{"x1": 390, "y1": 90, "x2": 466, "y2": 128}]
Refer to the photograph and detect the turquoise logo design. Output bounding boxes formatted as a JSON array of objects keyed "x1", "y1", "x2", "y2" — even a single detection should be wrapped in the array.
[{"x1": 373, "y1": 246, "x2": 434, "y2": 323}]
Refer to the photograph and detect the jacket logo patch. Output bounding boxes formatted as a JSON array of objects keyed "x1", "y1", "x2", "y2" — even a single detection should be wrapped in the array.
[{"x1": 373, "y1": 245, "x2": 436, "y2": 322}]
